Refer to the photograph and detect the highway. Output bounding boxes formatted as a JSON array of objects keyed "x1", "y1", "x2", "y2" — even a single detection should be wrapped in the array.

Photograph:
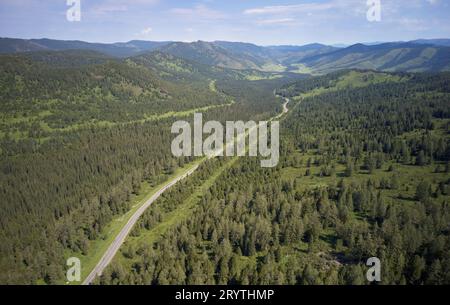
[
  {"x1": 82, "y1": 96, "x2": 290, "y2": 285},
  {"x1": 82, "y1": 165, "x2": 198, "y2": 285}
]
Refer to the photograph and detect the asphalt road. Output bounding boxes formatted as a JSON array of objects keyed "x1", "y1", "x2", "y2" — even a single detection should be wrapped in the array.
[
  {"x1": 82, "y1": 97, "x2": 290, "y2": 285},
  {"x1": 82, "y1": 164, "x2": 198, "y2": 285},
  {"x1": 282, "y1": 99, "x2": 289, "y2": 114}
]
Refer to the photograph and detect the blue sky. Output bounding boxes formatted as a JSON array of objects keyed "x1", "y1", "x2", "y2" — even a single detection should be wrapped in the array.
[{"x1": 0, "y1": 0, "x2": 449, "y2": 45}]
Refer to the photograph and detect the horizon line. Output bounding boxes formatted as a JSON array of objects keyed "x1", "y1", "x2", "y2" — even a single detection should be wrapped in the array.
[{"x1": 1, "y1": 36, "x2": 450, "y2": 48}]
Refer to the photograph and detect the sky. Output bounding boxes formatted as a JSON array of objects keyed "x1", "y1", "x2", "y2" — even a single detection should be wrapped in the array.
[{"x1": 0, "y1": 0, "x2": 449, "y2": 46}]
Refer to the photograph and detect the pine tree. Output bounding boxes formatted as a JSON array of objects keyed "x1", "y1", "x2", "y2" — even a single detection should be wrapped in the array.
[{"x1": 415, "y1": 181, "x2": 431, "y2": 202}]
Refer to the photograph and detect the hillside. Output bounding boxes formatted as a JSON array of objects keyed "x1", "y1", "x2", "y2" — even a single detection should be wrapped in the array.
[
  {"x1": 0, "y1": 49, "x2": 304, "y2": 284},
  {"x1": 158, "y1": 41, "x2": 267, "y2": 71},
  {"x1": 2, "y1": 37, "x2": 450, "y2": 73},
  {"x1": 158, "y1": 41, "x2": 339, "y2": 72},
  {"x1": 0, "y1": 38, "x2": 170, "y2": 57},
  {"x1": 128, "y1": 50, "x2": 302, "y2": 83},
  {"x1": 0, "y1": 52, "x2": 229, "y2": 140},
  {"x1": 97, "y1": 70, "x2": 450, "y2": 285},
  {"x1": 0, "y1": 38, "x2": 339, "y2": 72},
  {"x1": 0, "y1": 39, "x2": 449, "y2": 286},
  {"x1": 270, "y1": 43, "x2": 339, "y2": 64},
  {"x1": 411, "y1": 39, "x2": 450, "y2": 47},
  {"x1": 22, "y1": 49, "x2": 114, "y2": 67},
  {"x1": 299, "y1": 42, "x2": 450, "y2": 73}
]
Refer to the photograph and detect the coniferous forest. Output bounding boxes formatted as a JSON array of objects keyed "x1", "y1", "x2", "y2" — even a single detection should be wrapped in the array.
[
  {"x1": 0, "y1": 40, "x2": 449, "y2": 286},
  {"x1": 96, "y1": 70, "x2": 450, "y2": 285}
]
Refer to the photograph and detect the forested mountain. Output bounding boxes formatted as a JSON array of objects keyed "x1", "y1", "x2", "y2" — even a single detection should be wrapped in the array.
[
  {"x1": 22, "y1": 50, "x2": 114, "y2": 67},
  {"x1": 158, "y1": 41, "x2": 270, "y2": 71},
  {"x1": 212, "y1": 41, "x2": 275, "y2": 63},
  {"x1": 148, "y1": 41, "x2": 339, "y2": 72},
  {"x1": 0, "y1": 38, "x2": 334, "y2": 71},
  {"x1": 0, "y1": 38, "x2": 170, "y2": 57},
  {"x1": 0, "y1": 51, "x2": 226, "y2": 283},
  {"x1": 97, "y1": 70, "x2": 450, "y2": 285},
  {"x1": 2, "y1": 37, "x2": 450, "y2": 73},
  {"x1": 129, "y1": 50, "x2": 301, "y2": 84},
  {"x1": 299, "y1": 42, "x2": 450, "y2": 73},
  {"x1": 0, "y1": 48, "x2": 302, "y2": 284},
  {"x1": 0, "y1": 36, "x2": 449, "y2": 286},
  {"x1": 411, "y1": 39, "x2": 450, "y2": 47},
  {"x1": 269, "y1": 43, "x2": 339, "y2": 64},
  {"x1": 0, "y1": 54, "x2": 227, "y2": 144}
]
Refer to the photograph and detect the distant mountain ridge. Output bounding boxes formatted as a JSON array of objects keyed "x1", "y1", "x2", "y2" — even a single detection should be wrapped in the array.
[
  {"x1": 0, "y1": 38, "x2": 171, "y2": 57},
  {"x1": 300, "y1": 42, "x2": 450, "y2": 73},
  {"x1": 0, "y1": 37, "x2": 338, "y2": 70},
  {"x1": 0, "y1": 37, "x2": 449, "y2": 73},
  {"x1": 410, "y1": 39, "x2": 450, "y2": 47},
  {"x1": 156, "y1": 41, "x2": 341, "y2": 71},
  {"x1": 157, "y1": 41, "x2": 265, "y2": 70}
]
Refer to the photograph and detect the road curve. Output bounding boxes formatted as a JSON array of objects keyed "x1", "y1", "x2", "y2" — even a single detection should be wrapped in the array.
[
  {"x1": 82, "y1": 96, "x2": 290, "y2": 285},
  {"x1": 282, "y1": 99, "x2": 289, "y2": 114}
]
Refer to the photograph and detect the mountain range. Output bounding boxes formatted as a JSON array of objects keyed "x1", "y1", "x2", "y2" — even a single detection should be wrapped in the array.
[{"x1": 1, "y1": 37, "x2": 449, "y2": 73}]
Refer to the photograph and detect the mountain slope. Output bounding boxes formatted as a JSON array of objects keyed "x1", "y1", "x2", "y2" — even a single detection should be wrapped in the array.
[
  {"x1": 23, "y1": 49, "x2": 114, "y2": 67},
  {"x1": 212, "y1": 41, "x2": 280, "y2": 68},
  {"x1": 411, "y1": 39, "x2": 450, "y2": 47},
  {"x1": 299, "y1": 42, "x2": 450, "y2": 73},
  {"x1": 0, "y1": 38, "x2": 48, "y2": 53},
  {"x1": 1, "y1": 37, "x2": 449, "y2": 73},
  {"x1": 128, "y1": 51, "x2": 220, "y2": 81},
  {"x1": 0, "y1": 51, "x2": 230, "y2": 133},
  {"x1": 128, "y1": 50, "x2": 307, "y2": 85},
  {"x1": 0, "y1": 38, "x2": 337, "y2": 72},
  {"x1": 0, "y1": 38, "x2": 170, "y2": 57},
  {"x1": 161, "y1": 41, "x2": 339, "y2": 72},
  {"x1": 269, "y1": 43, "x2": 340, "y2": 64},
  {"x1": 158, "y1": 41, "x2": 268, "y2": 70}
]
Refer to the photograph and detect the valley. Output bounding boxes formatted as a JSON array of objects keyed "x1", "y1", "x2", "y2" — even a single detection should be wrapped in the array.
[
  {"x1": 96, "y1": 70, "x2": 450, "y2": 285},
  {"x1": 2, "y1": 38, "x2": 450, "y2": 74},
  {"x1": 0, "y1": 37, "x2": 449, "y2": 286},
  {"x1": 81, "y1": 87, "x2": 292, "y2": 284}
]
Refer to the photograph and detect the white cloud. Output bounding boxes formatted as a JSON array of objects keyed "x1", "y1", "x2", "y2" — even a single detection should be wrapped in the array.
[
  {"x1": 134, "y1": 27, "x2": 153, "y2": 39},
  {"x1": 170, "y1": 4, "x2": 227, "y2": 20},
  {"x1": 92, "y1": 0, "x2": 159, "y2": 14},
  {"x1": 243, "y1": 2, "x2": 337, "y2": 15},
  {"x1": 93, "y1": 5, "x2": 128, "y2": 14},
  {"x1": 242, "y1": 0, "x2": 369, "y2": 20},
  {"x1": 105, "y1": 0, "x2": 159, "y2": 5},
  {"x1": 141, "y1": 27, "x2": 153, "y2": 35},
  {"x1": 256, "y1": 18, "x2": 296, "y2": 25},
  {"x1": 396, "y1": 17, "x2": 428, "y2": 31}
]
